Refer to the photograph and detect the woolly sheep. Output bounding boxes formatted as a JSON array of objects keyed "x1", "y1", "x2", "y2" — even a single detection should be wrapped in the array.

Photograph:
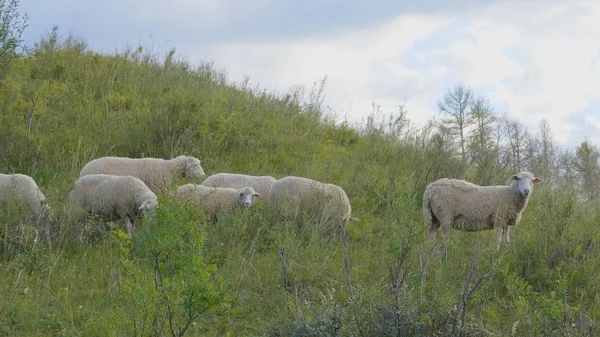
[
  {"x1": 423, "y1": 171, "x2": 542, "y2": 250},
  {"x1": 200, "y1": 173, "x2": 277, "y2": 200},
  {"x1": 79, "y1": 155, "x2": 205, "y2": 195},
  {"x1": 69, "y1": 174, "x2": 158, "y2": 237},
  {"x1": 267, "y1": 176, "x2": 357, "y2": 228},
  {"x1": 0, "y1": 173, "x2": 50, "y2": 238},
  {"x1": 175, "y1": 184, "x2": 261, "y2": 218}
]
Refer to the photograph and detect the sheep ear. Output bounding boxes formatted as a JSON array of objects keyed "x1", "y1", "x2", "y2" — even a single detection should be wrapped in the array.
[
  {"x1": 506, "y1": 176, "x2": 518, "y2": 184},
  {"x1": 182, "y1": 159, "x2": 192, "y2": 176},
  {"x1": 254, "y1": 193, "x2": 262, "y2": 198},
  {"x1": 533, "y1": 177, "x2": 542, "y2": 183}
]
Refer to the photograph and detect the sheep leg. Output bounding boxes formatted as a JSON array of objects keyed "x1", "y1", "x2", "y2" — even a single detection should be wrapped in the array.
[
  {"x1": 439, "y1": 218, "x2": 452, "y2": 258},
  {"x1": 37, "y1": 217, "x2": 50, "y2": 242},
  {"x1": 210, "y1": 213, "x2": 218, "y2": 225},
  {"x1": 122, "y1": 217, "x2": 133, "y2": 237},
  {"x1": 503, "y1": 227, "x2": 511, "y2": 243},
  {"x1": 494, "y1": 227, "x2": 504, "y2": 250},
  {"x1": 428, "y1": 220, "x2": 440, "y2": 241}
]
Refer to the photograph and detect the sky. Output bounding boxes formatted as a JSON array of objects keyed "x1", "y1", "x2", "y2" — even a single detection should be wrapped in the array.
[{"x1": 18, "y1": 0, "x2": 600, "y2": 149}]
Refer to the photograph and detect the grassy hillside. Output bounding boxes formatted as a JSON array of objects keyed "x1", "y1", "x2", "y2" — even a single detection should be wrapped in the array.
[{"x1": 1, "y1": 29, "x2": 600, "y2": 336}]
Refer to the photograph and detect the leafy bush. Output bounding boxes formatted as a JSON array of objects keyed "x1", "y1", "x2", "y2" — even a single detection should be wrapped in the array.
[{"x1": 113, "y1": 197, "x2": 228, "y2": 336}]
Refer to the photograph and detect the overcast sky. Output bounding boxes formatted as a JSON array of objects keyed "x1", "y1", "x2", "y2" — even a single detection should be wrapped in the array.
[{"x1": 19, "y1": 0, "x2": 600, "y2": 149}]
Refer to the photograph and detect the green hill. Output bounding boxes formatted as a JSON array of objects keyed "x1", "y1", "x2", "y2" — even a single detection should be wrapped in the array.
[{"x1": 1, "y1": 25, "x2": 600, "y2": 336}]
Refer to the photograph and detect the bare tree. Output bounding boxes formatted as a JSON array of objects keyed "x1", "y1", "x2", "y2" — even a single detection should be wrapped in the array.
[
  {"x1": 572, "y1": 140, "x2": 600, "y2": 201},
  {"x1": 467, "y1": 96, "x2": 498, "y2": 184},
  {"x1": 491, "y1": 116, "x2": 511, "y2": 170},
  {"x1": 437, "y1": 84, "x2": 474, "y2": 161},
  {"x1": 557, "y1": 148, "x2": 578, "y2": 196},
  {"x1": 504, "y1": 115, "x2": 530, "y2": 172},
  {"x1": 538, "y1": 120, "x2": 558, "y2": 177},
  {"x1": 527, "y1": 119, "x2": 558, "y2": 183}
]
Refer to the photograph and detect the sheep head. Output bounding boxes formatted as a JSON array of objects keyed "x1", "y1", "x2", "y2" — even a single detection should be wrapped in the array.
[
  {"x1": 509, "y1": 171, "x2": 542, "y2": 197},
  {"x1": 182, "y1": 156, "x2": 205, "y2": 179},
  {"x1": 238, "y1": 186, "x2": 261, "y2": 208},
  {"x1": 139, "y1": 198, "x2": 158, "y2": 217}
]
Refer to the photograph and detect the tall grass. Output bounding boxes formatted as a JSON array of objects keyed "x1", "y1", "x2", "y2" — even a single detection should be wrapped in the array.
[{"x1": 0, "y1": 29, "x2": 599, "y2": 336}]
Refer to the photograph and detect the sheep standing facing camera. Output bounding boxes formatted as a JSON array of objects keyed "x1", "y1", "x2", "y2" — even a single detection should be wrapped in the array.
[
  {"x1": 423, "y1": 171, "x2": 542, "y2": 250},
  {"x1": 0, "y1": 173, "x2": 50, "y2": 238},
  {"x1": 79, "y1": 155, "x2": 205, "y2": 195},
  {"x1": 69, "y1": 174, "x2": 158, "y2": 237},
  {"x1": 175, "y1": 184, "x2": 262, "y2": 219}
]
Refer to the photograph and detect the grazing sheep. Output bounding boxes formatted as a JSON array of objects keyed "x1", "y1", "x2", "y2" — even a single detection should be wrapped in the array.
[
  {"x1": 79, "y1": 155, "x2": 205, "y2": 195},
  {"x1": 0, "y1": 173, "x2": 50, "y2": 238},
  {"x1": 423, "y1": 171, "x2": 542, "y2": 250},
  {"x1": 267, "y1": 176, "x2": 357, "y2": 229},
  {"x1": 69, "y1": 174, "x2": 158, "y2": 237},
  {"x1": 175, "y1": 184, "x2": 261, "y2": 219},
  {"x1": 200, "y1": 173, "x2": 277, "y2": 200}
]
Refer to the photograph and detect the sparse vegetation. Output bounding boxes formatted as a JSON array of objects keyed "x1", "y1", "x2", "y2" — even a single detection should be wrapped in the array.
[{"x1": 1, "y1": 3, "x2": 600, "y2": 336}]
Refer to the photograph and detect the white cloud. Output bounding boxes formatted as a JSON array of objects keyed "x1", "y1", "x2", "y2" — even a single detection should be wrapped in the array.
[
  {"x1": 115, "y1": 0, "x2": 275, "y2": 29},
  {"x1": 181, "y1": 14, "x2": 453, "y2": 126},
  {"x1": 585, "y1": 116, "x2": 600, "y2": 130},
  {"x1": 177, "y1": 0, "x2": 600, "y2": 147},
  {"x1": 406, "y1": 0, "x2": 600, "y2": 145}
]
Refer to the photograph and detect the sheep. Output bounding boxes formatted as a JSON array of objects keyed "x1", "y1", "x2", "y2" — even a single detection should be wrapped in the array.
[
  {"x1": 200, "y1": 173, "x2": 277, "y2": 200},
  {"x1": 175, "y1": 184, "x2": 261, "y2": 220},
  {"x1": 0, "y1": 173, "x2": 50, "y2": 238},
  {"x1": 423, "y1": 171, "x2": 542, "y2": 250},
  {"x1": 79, "y1": 155, "x2": 206, "y2": 195},
  {"x1": 267, "y1": 176, "x2": 358, "y2": 230},
  {"x1": 69, "y1": 174, "x2": 158, "y2": 237}
]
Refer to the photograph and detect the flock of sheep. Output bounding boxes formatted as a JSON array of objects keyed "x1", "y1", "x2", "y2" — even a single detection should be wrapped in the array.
[
  {"x1": 0, "y1": 153, "x2": 543, "y2": 251},
  {"x1": 0, "y1": 155, "x2": 357, "y2": 239}
]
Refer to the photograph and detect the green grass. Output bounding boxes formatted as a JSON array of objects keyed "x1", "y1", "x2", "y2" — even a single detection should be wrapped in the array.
[{"x1": 1, "y1": 28, "x2": 599, "y2": 336}]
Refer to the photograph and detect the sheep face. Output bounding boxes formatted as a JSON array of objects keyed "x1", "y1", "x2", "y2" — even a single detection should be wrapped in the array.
[
  {"x1": 184, "y1": 157, "x2": 206, "y2": 179},
  {"x1": 139, "y1": 198, "x2": 158, "y2": 217},
  {"x1": 510, "y1": 171, "x2": 542, "y2": 197},
  {"x1": 238, "y1": 187, "x2": 262, "y2": 208}
]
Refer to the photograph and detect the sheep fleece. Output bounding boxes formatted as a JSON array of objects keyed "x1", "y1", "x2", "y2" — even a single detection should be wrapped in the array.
[
  {"x1": 79, "y1": 155, "x2": 204, "y2": 194},
  {"x1": 0, "y1": 173, "x2": 48, "y2": 220},
  {"x1": 176, "y1": 184, "x2": 254, "y2": 215},
  {"x1": 423, "y1": 178, "x2": 530, "y2": 232},
  {"x1": 268, "y1": 176, "x2": 352, "y2": 224},
  {"x1": 69, "y1": 174, "x2": 157, "y2": 222},
  {"x1": 200, "y1": 173, "x2": 277, "y2": 198}
]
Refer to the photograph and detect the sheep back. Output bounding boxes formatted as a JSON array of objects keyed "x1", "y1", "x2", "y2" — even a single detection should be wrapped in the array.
[
  {"x1": 423, "y1": 177, "x2": 530, "y2": 232},
  {"x1": 69, "y1": 174, "x2": 157, "y2": 222},
  {"x1": 0, "y1": 173, "x2": 48, "y2": 221},
  {"x1": 200, "y1": 173, "x2": 276, "y2": 198},
  {"x1": 79, "y1": 155, "x2": 205, "y2": 195},
  {"x1": 176, "y1": 184, "x2": 242, "y2": 215},
  {"x1": 268, "y1": 176, "x2": 353, "y2": 225}
]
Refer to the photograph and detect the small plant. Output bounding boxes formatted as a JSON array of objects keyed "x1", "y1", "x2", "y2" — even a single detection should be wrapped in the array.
[{"x1": 113, "y1": 197, "x2": 228, "y2": 337}]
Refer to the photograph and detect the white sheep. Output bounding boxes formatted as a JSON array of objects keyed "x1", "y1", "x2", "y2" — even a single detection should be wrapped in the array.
[
  {"x1": 0, "y1": 173, "x2": 50, "y2": 238},
  {"x1": 69, "y1": 174, "x2": 158, "y2": 237},
  {"x1": 175, "y1": 184, "x2": 261, "y2": 219},
  {"x1": 423, "y1": 171, "x2": 542, "y2": 250},
  {"x1": 79, "y1": 155, "x2": 206, "y2": 195},
  {"x1": 267, "y1": 176, "x2": 357, "y2": 228},
  {"x1": 200, "y1": 173, "x2": 277, "y2": 200}
]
